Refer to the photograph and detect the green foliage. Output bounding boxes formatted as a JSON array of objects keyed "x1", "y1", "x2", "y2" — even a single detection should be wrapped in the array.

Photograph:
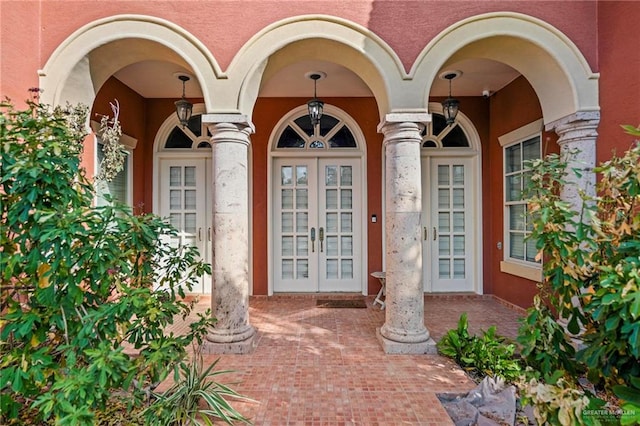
[
  {"x1": 437, "y1": 313, "x2": 522, "y2": 382},
  {"x1": 0, "y1": 100, "x2": 218, "y2": 425},
  {"x1": 143, "y1": 348, "x2": 255, "y2": 425},
  {"x1": 517, "y1": 124, "x2": 640, "y2": 421}
]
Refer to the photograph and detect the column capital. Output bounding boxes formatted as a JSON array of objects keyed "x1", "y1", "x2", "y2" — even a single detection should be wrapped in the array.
[
  {"x1": 377, "y1": 112, "x2": 431, "y2": 134},
  {"x1": 545, "y1": 110, "x2": 600, "y2": 146}
]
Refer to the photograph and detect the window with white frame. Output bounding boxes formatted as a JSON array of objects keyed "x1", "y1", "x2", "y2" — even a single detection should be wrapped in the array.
[
  {"x1": 95, "y1": 138, "x2": 132, "y2": 207},
  {"x1": 498, "y1": 119, "x2": 543, "y2": 280},
  {"x1": 504, "y1": 136, "x2": 540, "y2": 264}
]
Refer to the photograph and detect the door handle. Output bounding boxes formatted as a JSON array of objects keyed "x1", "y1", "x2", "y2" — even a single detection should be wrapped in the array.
[
  {"x1": 198, "y1": 227, "x2": 202, "y2": 241},
  {"x1": 424, "y1": 227, "x2": 427, "y2": 241},
  {"x1": 433, "y1": 227, "x2": 437, "y2": 241},
  {"x1": 310, "y1": 227, "x2": 316, "y2": 253},
  {"x1": 319, "y1": 227, "x2": 324, "y2": 253},
  {"x1": 208, "y1": 227, "x2": 211, "y2": 242}
]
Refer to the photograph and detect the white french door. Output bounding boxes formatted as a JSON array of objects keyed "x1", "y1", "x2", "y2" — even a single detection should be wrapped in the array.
[
  {"x1": 159, "y1": 158, "x2": 212, "y2": 293},
  {"x1": 422, "y1": 157, "x2": 474, "y2": 292},
  {"x1": 273, "y1": 158, "x2": 361, "y2": 292}
]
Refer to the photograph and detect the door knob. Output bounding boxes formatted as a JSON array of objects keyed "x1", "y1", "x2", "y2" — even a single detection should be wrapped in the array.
[
  {"x1": 319, "y1": 227, "x2": 324, "y2": 253},
  {"x1": 310, "y1": 227, "x2": 316, "y2": 252}
]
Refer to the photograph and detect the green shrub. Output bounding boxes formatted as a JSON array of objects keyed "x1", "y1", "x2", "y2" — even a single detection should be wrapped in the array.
[
  {"x1": 517, "y1": 124, "x2": 640, "y2": 423},
  {"x1": 0, "y1": 100, "x2": 219, "y2": 425},
  {"x1": 437, "y1": 313, "x2": 522, "y2": 382}
]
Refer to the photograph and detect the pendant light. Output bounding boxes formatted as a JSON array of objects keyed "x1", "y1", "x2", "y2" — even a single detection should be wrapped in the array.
[{"x1": 175, "y1": 74, "x2": 193, "y2": 128}]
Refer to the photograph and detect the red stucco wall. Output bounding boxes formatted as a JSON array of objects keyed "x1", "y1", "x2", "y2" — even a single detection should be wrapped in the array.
[
  {"x1": 597, "y1": 1, "x2": 640, "y2": 163},
  {"x1": 485, "y1": 76, "x2": 559, "y2": 308}
]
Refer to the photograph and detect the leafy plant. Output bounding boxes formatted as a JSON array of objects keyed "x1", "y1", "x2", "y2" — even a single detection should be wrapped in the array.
[
  {"x1": 143, "y1": 347, "x2": 255, "y2": 425},
  {"x1": 0, "y1": 99, "x2": 221, "y2": 425},
  {"x1": 517, "y1": 124, "x2": 640, "y2": 422},
  {"x1": 437, "y1": 313, "x2": 522, "y2": 382}
]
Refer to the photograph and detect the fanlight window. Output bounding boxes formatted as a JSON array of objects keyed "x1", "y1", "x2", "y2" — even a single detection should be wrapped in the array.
[
  {"x1": 422, "y1": 113, "x2": 470, "y2": 148},
  {"x1": 164, "y1": 114, "x2": 212, "y2": 149},
  {"x1": 276, "y1": 113, "x2": 357, "y2": 149}
]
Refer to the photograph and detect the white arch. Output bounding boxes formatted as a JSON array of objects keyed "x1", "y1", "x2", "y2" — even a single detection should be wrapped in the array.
[
  {"x1": 39, "y1": 15, "x2": 221, "y2": 109},
  {"x1": 413, "y1": 12, "x2": 599, "y2": 124},
  {"x1": 222, "y1": 15, "x2": 411, "y2": 121}
]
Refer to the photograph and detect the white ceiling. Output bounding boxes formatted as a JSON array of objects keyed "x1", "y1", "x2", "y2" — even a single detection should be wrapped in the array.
[{"x1": 114, "y1": 58, "x2": 520, "y2": 100}]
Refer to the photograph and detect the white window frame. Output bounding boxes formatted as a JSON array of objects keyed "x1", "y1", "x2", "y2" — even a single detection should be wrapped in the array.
[{"x1": 498, "y1": 119, "x2": 543, "y2": 281}]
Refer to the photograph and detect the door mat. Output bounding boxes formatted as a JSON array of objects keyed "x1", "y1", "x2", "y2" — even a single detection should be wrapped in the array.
[{"x1": 316, "y1": 299, "x2": 367, "y2": 308}]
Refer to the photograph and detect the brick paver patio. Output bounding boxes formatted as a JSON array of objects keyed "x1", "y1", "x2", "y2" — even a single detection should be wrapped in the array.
[{"x1": 165, "y1": 294, "x2": 524, "y2": 425}]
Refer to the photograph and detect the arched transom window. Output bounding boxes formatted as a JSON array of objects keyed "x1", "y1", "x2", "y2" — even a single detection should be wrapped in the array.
[
  {"x1": 422, "y1": 113, "x2": 470, "y2": 149},
  {"x1": 276, "y1": 113, "x2": 358, "y2": 150},
  {"x1": 163, "y1": 114, "x2": 212, "y2": 150}
]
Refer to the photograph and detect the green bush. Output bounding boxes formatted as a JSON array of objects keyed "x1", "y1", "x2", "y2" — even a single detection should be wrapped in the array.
[
  {"x1": 0, "y1": 100, "x2": 219, "y2": 425},
  {"x1": 437, "y1": 313, "x2": 522, "y2": 382},
  {"x1": 517, "y1": 124, "x2": 640, "y2": 424}
]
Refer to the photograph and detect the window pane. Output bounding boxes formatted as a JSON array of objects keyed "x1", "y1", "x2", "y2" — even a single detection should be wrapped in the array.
[
  {"x1": 296, "y1": 236, "x2": 308, "y2": 256},
  {"x1": 281, "y1": 166, "x2": 293, "y2": 186},
  {"x1": 329, "y1": 125, "x2": 357, "y2": 148},
  {"x1": 170, "y1": 190, "x2": 181, "y2": 210},
  {"x1": 441, "y1": 125, "x2": 470, "y2": 147},
  {"x1": 184, "y1": 190, "x2": 196, "y2": 209},
  {"x1": 319, "y1": 115, "x2": 339, "y2": 137},
  {"x1": 438, "y1": 165, "x2": 449, "y2": 185},
  {"x1": 340, "y1": 166, "x2": 353, "y2": 186},
  {"x1": 309, "y1": 140, "x2": 324, "y2": 149},
  {"x1": 282, "y1": 212, "x2": 293, "y2": 232},
  {"x1": 439, "y1": 259, "x2": 450, "y2": 279},
  {"x1": 277, "y1": 126, "x2": 305, "y2": 148},
  {"x1": 439, "y1": 235, "x2": 450, "y2": 256},
  {"x1": 170, "y1": 167, "x2": 181, "y2": 186},
  {"x1": 184, "y1": 167, "x2": 196, "y2": 186},
  {"x1": 296, "y1": 212, "x2": 308, "y2": 233},
  {"x1": 282, "y1": 260, "x2": 293, "y2": 279},
  {"x1": 184, "y1": 213, "x2": 196, "y2": 233},
  {"x1": 453, "y1": 259, "x2": 465, "y2": 278},
  {"x1": 341, "y1": 260, "x2": 353, "y2": 279},
  {"x1": 510, "y1": 233, "x2": 525, "y2": 260},
  {"x1": 326, "y1": 260, "x2": 338, "y2": 279},
  {"x1": 169, "y1": 213, "x2": 181, "y2": 229},
  {"x1": 326, "y1": 189, "x2": 338, "y2": 209},
  {"x1": 341, "y1": 189, "x2": 352, "y2": 209},
  {"x1": 523, "y1": 137, "x2": 541, "y2": 162},
  {"x1": 296, "y1": 189, "x2": 308, "y2": 209},
  {"x1": 296, "y1": 166, "x2": 308, "y2": 185},
  {"x1": 296, "y1": 259, "x2": 309, "y2": 279},
  {"x1": 438, "y1": 189, "x2": 450, "y2": 209},
  {"x1": 294, "y1": 116, "x2": 314, "y2": 137},
  {"x1": 325, "y1": 166, "x2": 338, "y2": 186},
  {"x1": 341, "y1": 236, "x2": 353, "y2": 256},
  {"x1": 282, "y1": 236, "x2": 293, "y2": 256},
  {"x1": 506, "y1": 175, "x2": 522, "y2": 202},
  {"x1": 453, "y1": 212, "x2": 465, "y2": 232},
  {"x1": 326, "y1": 236, "x2": 338, "y2": 256},
  {"x1": 326, "y1": 213, "x2": 338, "y2": 232},
  {"x1": 509, "y1": 204, "x2": 526, "y2": 231},
  {"x1": 452, "y1": 165, "x2": 464, "y2": 185},
  {"x1": 281, "y1": 189, "x2": 293, "y2": 209},
  {"x1": 453, "y1": 236, "x2": 465, "y2": 255},
  {"x1": 453, "y1": 188, "x2": 464, "y2": 208},
  {"x1": 526, "y1": 237, "x2": 538, "y2": 263},
  {"x1": 438, "y1": 212, "x2": 450, "y2": 232},
  {"x1": 505, "y1": 144, "x2": 521, "y2": 173},
  {"x1": 166, "y1": 127, "x2": 193, "y2": 149},
  {"x1": 341, "y1": 213, "x2": 352, "y2": 232}
]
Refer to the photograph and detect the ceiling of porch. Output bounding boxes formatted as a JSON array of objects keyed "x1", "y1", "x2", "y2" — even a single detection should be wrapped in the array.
[{"x1": 114, "y1": 58, "x2": 520, "y2": 100}]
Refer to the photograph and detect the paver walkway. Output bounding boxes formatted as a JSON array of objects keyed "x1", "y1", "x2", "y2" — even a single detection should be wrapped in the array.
[{"x1": 166, "y1": 294, "x2": 524, "y2": 425}]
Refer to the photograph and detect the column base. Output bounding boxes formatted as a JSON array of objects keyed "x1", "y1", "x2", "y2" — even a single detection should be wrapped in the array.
[
  {"x1": 203, "y1": 326, "x2": 257, "y2": 354},
  {"x1": 376, "y1": 328, "x2": 438, "y2": 354}
]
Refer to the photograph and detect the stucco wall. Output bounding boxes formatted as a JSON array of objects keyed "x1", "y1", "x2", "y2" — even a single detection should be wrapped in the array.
[{"x1": 485, "y1": 76, "x2": 559, "y2": 308}]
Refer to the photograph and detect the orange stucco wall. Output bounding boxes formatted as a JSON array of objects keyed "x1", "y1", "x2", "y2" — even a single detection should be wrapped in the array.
[
  {"x1": 2, "y1": 1, "x2": 598, "y2": 100},
  {"x1": 597, "y1": 1, "x2": 640, "y2": 163},
  {"x1": 484, "y1": 76, "x2": 559, "y2": 308}
]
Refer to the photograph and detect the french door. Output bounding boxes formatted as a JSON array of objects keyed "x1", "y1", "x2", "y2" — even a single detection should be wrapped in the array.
[
  {"x1": 158, "y1": 158, "x2": 212, "y2": 293},
  {"x1": 422, "y1": 157, "x2": 474, "y2": 292},
  {"x1": 273, "y1": 158, "x2": 361, "y2": 292}
]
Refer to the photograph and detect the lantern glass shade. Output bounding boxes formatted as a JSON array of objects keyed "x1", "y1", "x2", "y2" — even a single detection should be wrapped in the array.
[
  {"x1": 307, "y1": 98, "x2": 324, "y2": 128},
  {"x1": 175, "y1": 98, "x2": 193, "y2": 128},
  {"x1": 442, "y1": 97, "x2": 459, "y2": 125}
]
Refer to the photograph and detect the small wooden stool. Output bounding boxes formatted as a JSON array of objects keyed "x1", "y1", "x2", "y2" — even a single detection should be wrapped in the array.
[{"x1": 371, "y1": 271, "x2": 386, "y2": 309}]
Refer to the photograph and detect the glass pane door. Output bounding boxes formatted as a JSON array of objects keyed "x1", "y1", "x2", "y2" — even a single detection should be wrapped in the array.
[
  {"x1": 273, "y1": 158, "x2": 361, "y2": 292},
  {"x1": 159, "y1": 159, "x2": 211, "y2": 293},
  {"x1": 318, "y1": 160, "x2": 361, "y2": 292},
  {"x1": 422, "y1": 157, "x2": 474, "y2": 292},
  {"x1": 273, "y1": 159, "x2": 318, "y2": 292}
]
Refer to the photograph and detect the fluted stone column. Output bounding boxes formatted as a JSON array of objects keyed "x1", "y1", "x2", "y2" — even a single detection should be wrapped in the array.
[
  {"x1": 202, "y1": 115, "x2": 256, "y2": 354},
  {"x1": 377, "y1": 114, "x2": 437, "y2": 354},
  {"x1": 547, "y1": 110, "x2": 600, "y2": 208}
]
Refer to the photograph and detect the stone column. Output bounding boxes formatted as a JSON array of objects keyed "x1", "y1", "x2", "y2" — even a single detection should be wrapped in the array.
[
  {"x1": 376, "y1": 114, "x2": 437, "y2": 354},
  {"x1": 202, "y1": 114, "x2": 256, "y2": 354},
  {"x1": 546, "y1": 110, "x2": 600, "y2": 208}
]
